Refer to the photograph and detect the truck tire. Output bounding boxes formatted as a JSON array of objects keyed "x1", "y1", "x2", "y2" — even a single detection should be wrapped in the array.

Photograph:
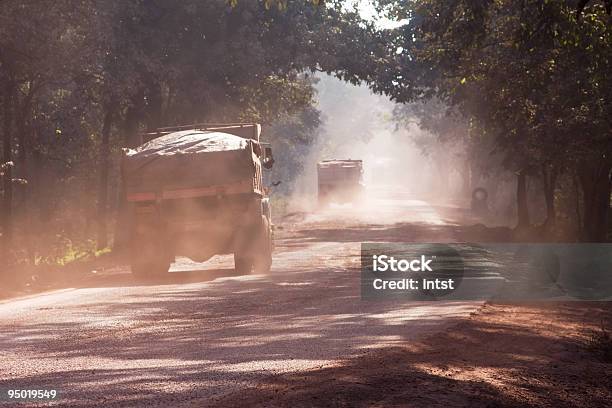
[
  {"x1": 234, "y1": 254, "x2": 253, "y2": 275},
  {"x1": 254, "y1": 216, "x2": 273, "y2": 274},
  {"x1": 234, "y1": 216, "x2": 273, "y2": 275},
  {"x1": 130, "y1": 238, "x2": 171, "y2": 278}
]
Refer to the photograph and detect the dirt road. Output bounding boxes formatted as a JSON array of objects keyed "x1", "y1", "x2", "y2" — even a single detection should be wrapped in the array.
[{"x1": 0, "y1": 190, "x2": 486, "y2": 407}]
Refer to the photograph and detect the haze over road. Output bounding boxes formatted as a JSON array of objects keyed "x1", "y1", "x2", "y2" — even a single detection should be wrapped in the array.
[{"x1": 0, "y1": 189, "x2": 484, "y2": 407}]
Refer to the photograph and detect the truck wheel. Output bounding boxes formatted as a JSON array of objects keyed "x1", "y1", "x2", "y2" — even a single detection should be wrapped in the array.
[
  {"x1": 234, "y1": 216, "x2": 273, "y2": 275},
  {"x1": 234, "y1": 254, "x2": 253, "y2": 275},
  {"x1": 130, "y1": 239, "x2": 171, "y2": 278},
  {"x1": 254, "y1": 217, "x2": 273, "y2": 274}
]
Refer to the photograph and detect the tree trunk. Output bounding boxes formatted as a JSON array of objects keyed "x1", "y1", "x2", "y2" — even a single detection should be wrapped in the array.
[
  {"x1": 573, "y1": 173, "x2": 582, "y2": 232},
  {"x1": 579, "y1": 158, "x2": 611, "y2": 242},
  {"x1": 146, "y1": 82, "x2": 163, "y2": 131},
  {"x1": 96, "y1": 107, "x2": 114, "y2": 250},
  {"x1": 124, "y1": 91, "x2": 144, "y2": 148},
  {"x1": 2, "y1": 79, "x2": 15, "y2": 253},
  {"x1": 15, "y1": 87, "x2": 34, "y2": 257},
  {"x1": 113, "y1": 105, "x2": 141, "y2": 251},
  {"x1": 435, "y1": 160, "x2": 449, "y2": 198},
  {"x1": 542, "y1": 164, "x2": 557, "y2": 228},
  {"x1": 461, "y1": 159, "x2": 471, "y2": 198},
  {"x1": 469, "y1": 160, "x2": 478, "y2": 194},
  {"x1": 516, "y1": 170, "x2": 530, "y2": 229},
  {"x1": 30, "y1": 140, "x2": 42, "y2": 265}
]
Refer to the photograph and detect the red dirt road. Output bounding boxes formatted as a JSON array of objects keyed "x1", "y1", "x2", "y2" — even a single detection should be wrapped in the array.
[{"x1": 0, "y1": 191, "x2": 486, "y2": 406}]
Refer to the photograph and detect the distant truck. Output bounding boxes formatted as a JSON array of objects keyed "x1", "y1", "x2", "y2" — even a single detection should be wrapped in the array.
[
  {"x1": 121, "y1": 123, "x2": 274, "y2": 278},
  {"x1": 317, "y1": 159, "x2": 364, "y2": 206}
]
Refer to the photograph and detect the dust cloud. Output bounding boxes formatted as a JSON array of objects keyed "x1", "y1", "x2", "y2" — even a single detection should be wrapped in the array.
[{"x1": 287, "y1": 75, "x2": 460, "y2": 219}]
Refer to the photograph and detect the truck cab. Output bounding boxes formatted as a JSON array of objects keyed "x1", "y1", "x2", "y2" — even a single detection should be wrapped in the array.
[{"x1": 317, "y1": 159, "x2": 364, "y2": 206}]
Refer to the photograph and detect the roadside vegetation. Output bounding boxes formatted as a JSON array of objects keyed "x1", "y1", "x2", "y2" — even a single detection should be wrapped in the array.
[
  {"x1": 1, "y1": 0, "x2": 610, "y2": 285},
  {"x1": 377, "y1": 0, "x2": 611, "y2": 242},
  {"x1": 0, "y1": 0, "x2": 375, "y2": 281}
]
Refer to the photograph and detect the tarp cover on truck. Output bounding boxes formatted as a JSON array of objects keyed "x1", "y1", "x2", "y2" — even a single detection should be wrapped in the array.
[
  {"x1": 122, "y1": 130, "x2": 257, "y2": 195},
  {"x1": 317, "y1": 160, "x2": 363, "y2": 184}
]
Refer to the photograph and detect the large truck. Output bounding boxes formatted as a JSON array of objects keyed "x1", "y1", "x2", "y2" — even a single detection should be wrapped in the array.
[
  {"x1": 121, "y1": 123, "x2": 274, "y2": 278},
  {"x1": 317, "y1": 159, "x2": 364, "y2": 206}
]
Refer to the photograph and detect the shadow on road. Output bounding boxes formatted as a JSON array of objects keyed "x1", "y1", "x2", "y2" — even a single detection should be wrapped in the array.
[
  {"x1": 3, "y1": 300, "x2": 611, "y2": 407},
  {"x1": 208, "y1": 302, "x2": 612, "y2": 408},
  {"x1": 290, "y1": 222, "x2": 513, "y2": 245},
  {"x1": 0, "y1": 257, "x2": 479, "y2": 406},
  {"x1": 0, "y1": 199, "x2": 518, "y2": 406},
  {"x1": 81, "y1": 267, "x2": 244, "y2": 289}
]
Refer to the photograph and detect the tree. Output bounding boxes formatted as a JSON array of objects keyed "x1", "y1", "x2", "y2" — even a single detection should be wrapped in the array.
[
  {"x1": 1, "y1": 0, "x2": 380, "y2": 262},
  {"x1": 0, "y1": 0, "x2": 93, "y2": 261},
  {"x1": 371, "y1": 0, "x2": 611, "y2": 240}
]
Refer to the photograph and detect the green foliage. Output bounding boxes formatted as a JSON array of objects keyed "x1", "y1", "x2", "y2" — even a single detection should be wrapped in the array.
[
  {"x1": 374, "y1": 0, "x2": 611, "y2": 238},
  {"x1": 375, "y1": 0, "x2": 611, "y2": 168},
  {"x1": 0, "y1": 0, "x2": 377, "y2": 260}
]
